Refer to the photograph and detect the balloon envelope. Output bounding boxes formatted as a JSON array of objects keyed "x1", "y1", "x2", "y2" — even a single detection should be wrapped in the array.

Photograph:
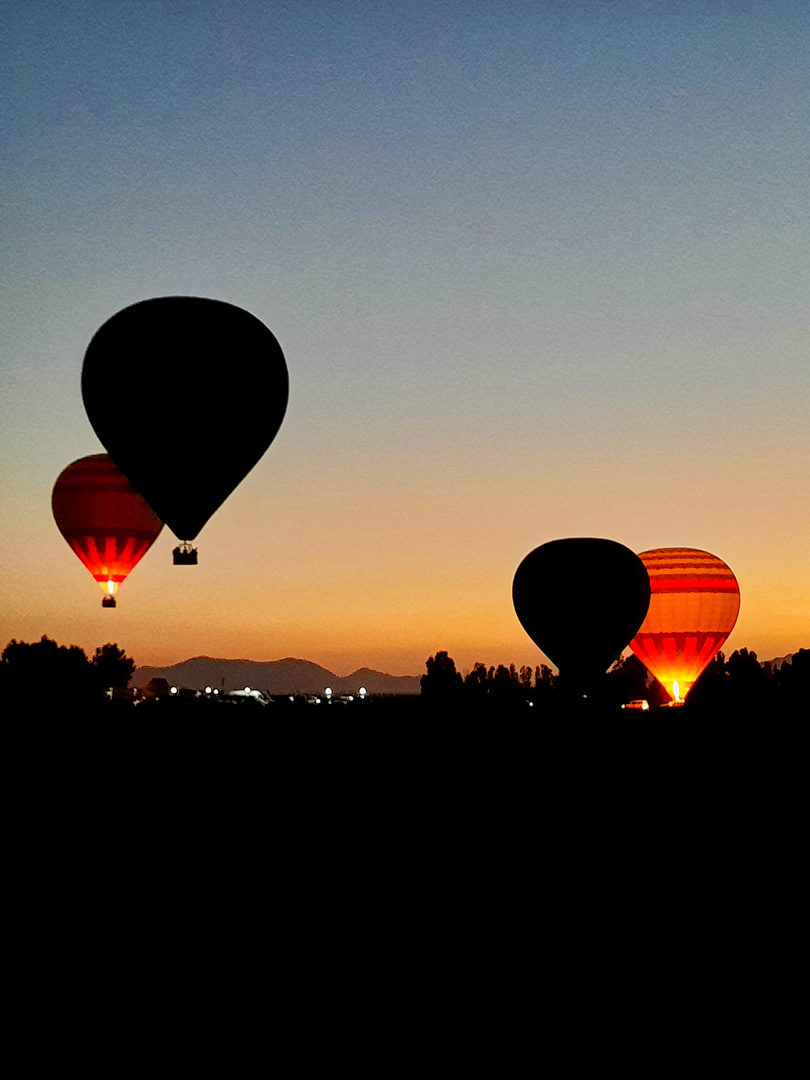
[
  {"x1": 52, "y1": 454, "x2": 163, "y2": 601},
  {"x1": 512, "y1": 538, "x2": 651, "y2": 681},
  {"x1": 629, "y1": 548, "x2": 740, "y2": 702},
  {"x1": 81, "y1": 297, "x2": 289, "y2": 541}
]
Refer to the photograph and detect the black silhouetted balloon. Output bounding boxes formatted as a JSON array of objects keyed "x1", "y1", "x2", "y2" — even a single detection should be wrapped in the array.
[
  {"x1": 81, "y1": 297, "x2": 288, "y2": 542},
  {"x1": 512, "y1": 538, "x2": 651, "y2": 682}
]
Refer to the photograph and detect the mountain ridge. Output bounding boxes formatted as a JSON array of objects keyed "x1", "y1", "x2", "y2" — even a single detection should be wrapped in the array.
[
  {"x1": 764, "y1": 653, "x2": 796, "y2": 670},
  {"x1": 132, "y1": 656, "x2": 421, "y2": 695}
]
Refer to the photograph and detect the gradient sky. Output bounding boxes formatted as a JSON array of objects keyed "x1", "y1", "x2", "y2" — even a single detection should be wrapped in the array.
[{"x1": 1, "y1": 1, "x2": 808, "y2": 676}]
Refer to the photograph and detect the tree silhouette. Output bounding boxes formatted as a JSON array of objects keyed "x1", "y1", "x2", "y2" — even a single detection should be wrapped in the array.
[
  {"x1": 724, "y1": 648, "x2": 774, "y2": 713},
  {"x1": 141, "y1": 678, "x2": 171, "y2": 700},
  {"x1": 421, "y1": 651, "x2": 463, "y2": 702},
  {"x1": 1, "y1": 635, "x2": 99, "y2": 706},
  {"x1": 92, "y1": 643, "x2": 135, "y2": 691},
  {"x1": 463, "y1": 662, "x2": 489, "y2": 705},
  {"x1": 489, "y1": 664, "x2": 522, "y2": 705},
  {"x1": 775, "y1": 649, "x2": 808, "y2": 713},
  {"x1": 684, "y1": 651, "x2": 729, "y2": 711}
]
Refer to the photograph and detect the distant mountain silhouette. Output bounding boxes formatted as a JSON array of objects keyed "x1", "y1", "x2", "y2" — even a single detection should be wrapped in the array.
[
  {"x1": 132, "y1": 656, "x2": 420, "y2": 695},
  {"x1": 764, "y1": 652, "x2": 797, "y2": 671}
]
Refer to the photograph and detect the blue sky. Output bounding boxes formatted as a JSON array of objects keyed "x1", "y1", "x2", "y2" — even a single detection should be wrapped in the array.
[{"x1": 1, "y1": 1, "x2": 808, "y2": 672}]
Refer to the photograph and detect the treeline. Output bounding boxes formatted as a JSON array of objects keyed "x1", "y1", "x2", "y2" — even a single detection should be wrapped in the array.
[
  {"x1": 421, "y1": 648, "x2": 810, "y2": 716},
  {"x1": 1, "y1": 635, "x2": 135, "y2": 707},
  {"x1": 3, "y1": 634, "x2": 807, "y2": 717}
]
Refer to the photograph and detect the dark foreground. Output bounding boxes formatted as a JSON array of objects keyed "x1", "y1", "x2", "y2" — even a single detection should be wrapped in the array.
[
  {"x1": 9, "y1": 693, "x2": 803, "y2": 790},
  {"x1": 8, "y1": 687, "x2": 801, "y2": 1030}
]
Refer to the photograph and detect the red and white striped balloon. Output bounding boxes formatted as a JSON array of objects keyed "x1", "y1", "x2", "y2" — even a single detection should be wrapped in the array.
[
  {"x1": 52, "y1": 454, "x2": 163, "y2": 605},
  {"x1": 630, "y1": 548, "x2": 740, "y2": 703}
]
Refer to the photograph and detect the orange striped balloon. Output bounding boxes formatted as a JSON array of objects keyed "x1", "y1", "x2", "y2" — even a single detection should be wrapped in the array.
[
  {"x1": 52, "y1": 454, "x2": 163, "y2": 605},
  {"x1": 629, "y1": 548, "x2": 740, "y2": 703}
]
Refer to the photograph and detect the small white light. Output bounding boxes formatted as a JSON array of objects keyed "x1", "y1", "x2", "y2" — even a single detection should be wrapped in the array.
[
  {"x1": 170, "y1": 686, "x2": 178, "y2": 695},
  {"x1": 324, "y1": 687, "x2": 332, "y2": 699}
]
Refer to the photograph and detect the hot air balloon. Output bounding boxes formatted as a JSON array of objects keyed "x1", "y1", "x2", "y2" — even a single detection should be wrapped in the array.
[
  {"x1": 52, "y1": 454, "x2": 163, "y2": 607},
  {"x1": 512, "y1": 538, "x2": 651, "y2": 687},
  {"x1": 81, "y1": 297, "x2": 289, "y2": 563},
  {"x1": 629, "y1": 548, "x2": 740, "y2": 704}
]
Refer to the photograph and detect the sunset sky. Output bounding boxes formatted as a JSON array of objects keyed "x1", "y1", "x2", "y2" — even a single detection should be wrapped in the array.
[{"x1": 1, "y1": 1, "x2": 807, "y2": 677}]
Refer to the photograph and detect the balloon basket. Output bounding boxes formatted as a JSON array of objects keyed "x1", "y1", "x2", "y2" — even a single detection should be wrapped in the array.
[
  {"x1": 173, "y1": 543, "x2": 198, "y2": 565},
  {"x1": 102, "y1": 596, "x2": 117, "y2": 608}
]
